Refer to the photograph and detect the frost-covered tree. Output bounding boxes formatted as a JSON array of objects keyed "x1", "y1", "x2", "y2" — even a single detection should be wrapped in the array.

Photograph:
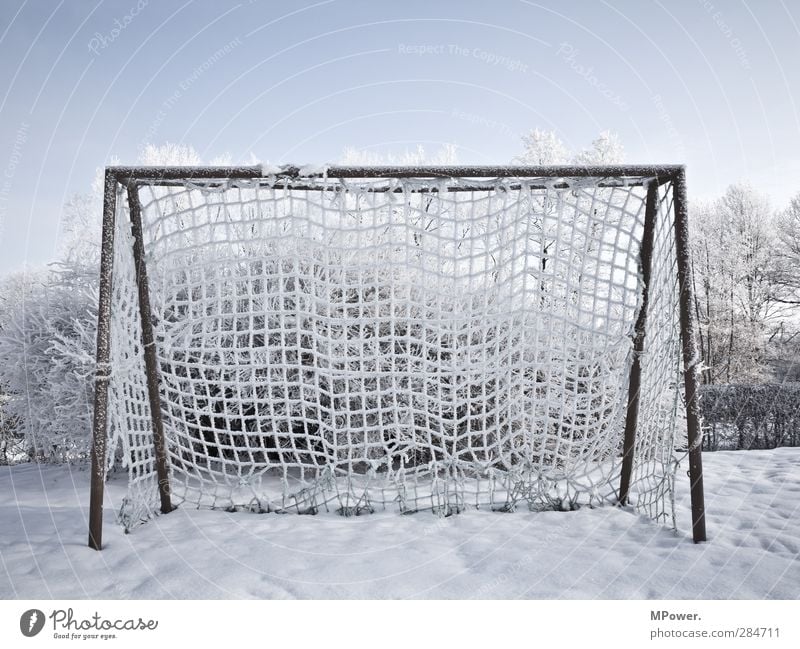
[
  {"x1": 690, "y1": 184, "x2": 786, "y2": 383},
  {"x1": 60, "y1": 173, "x2": 105, "y2": 269},
  {"x1": 514, "y1": 129, "x2": 624, "y2": 166},
  {"x1": 139, "y1": 142, "x2": 202, "y2": 166},
  {"x1": 574, "y1": 130, "x2": 625, "y2": 166},
  {"x1": 0, "y1": 269, "x2": 97, "y2": 461},
  {"x1": 514, "y1": 129, "x2": 569, "y2": 165},
  {"x1": 0, "y1": 271, "x2": 41, "y2": 463},
  {"x1": 720, "y1": 185, "x2": 776, "y2": 323},
  {"x1": 0, "y1": 143, "x2": 225, "y2": 462},
  {"x1": 768, "y1": 192, "x2": 800, "y2": 380},
  {"x1": 774, "y1": 192, "x2": 800, "y2": 305}
]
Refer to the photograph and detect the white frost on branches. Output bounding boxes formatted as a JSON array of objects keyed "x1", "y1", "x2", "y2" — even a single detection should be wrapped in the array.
[
  {"x1": 514, "y1": 129, "x2": 624, "y2": 166},
  {"x1": 690, "y1": 183, "x2": 797, "y2": 383},
  {"x1": 0, "y1": 143, "x2": 233, "y2": 462},
  {"x1": 0, "y1": 268, "x2": 97, "y2": 461}
]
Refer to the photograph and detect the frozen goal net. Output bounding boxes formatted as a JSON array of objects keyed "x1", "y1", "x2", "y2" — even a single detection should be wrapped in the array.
[{"x1": 89, "y1": 165, "x2": 705, "y2": 546}]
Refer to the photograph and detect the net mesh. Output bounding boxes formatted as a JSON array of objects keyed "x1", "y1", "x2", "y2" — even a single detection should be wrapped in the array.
[{"x1": 106, "y1": 171, "x2": 682, "y2": 529}]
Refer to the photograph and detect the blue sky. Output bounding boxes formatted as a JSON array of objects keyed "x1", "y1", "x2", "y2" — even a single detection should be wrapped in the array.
[{"x1": 0, "y1": 0, "x2": 798, "y2": 273}]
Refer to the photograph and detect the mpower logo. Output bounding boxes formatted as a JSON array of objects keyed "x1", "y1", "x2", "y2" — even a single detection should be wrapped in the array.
[{"x1": 20, "y1": 609, "x2": 45, "y2": 637}]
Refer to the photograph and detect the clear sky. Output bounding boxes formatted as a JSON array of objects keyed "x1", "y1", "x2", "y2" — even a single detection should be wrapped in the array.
[{"x1": 0, "y1": 0, "x2": 798, "y2": 273}]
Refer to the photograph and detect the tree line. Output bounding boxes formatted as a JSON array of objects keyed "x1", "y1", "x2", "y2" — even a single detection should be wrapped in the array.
[{"x1": 1, "y1": 136, "x2": 798, "y2": 462}]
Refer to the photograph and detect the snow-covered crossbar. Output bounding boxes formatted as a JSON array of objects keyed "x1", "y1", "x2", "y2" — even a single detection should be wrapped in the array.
[{"x1": 103, "y1": 167, "x2": 687, "y2": 532}]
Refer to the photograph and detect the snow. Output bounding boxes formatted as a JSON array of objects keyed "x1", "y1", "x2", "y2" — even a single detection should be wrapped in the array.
[
  {"x1": 259, "y1": 164, "x2": 284, "y2": 177},
  {"x1": 1, "y1": 448, "x2": 798, "y2": 599},
  {"x1": 297, "y1": 163, "x2": 329, "y2": 176}
]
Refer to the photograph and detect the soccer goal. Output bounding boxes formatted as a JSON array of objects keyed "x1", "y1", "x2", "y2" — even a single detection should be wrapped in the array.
[{"x1": 87, "y1": 165, "x2": 706, "y2": 550}]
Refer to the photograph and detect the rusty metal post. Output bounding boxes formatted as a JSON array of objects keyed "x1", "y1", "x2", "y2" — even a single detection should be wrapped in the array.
[
  {"x1": 126, "y1": 183, "x2": 174, "y2": 516},
  {"x1": 88, "y1": 170, "x2": 118, "y2": 550},
  {"x1": 618, "y1": 179, "x2": 659, "y2": 506},
  {"x1": 672, "y1": 168, "x2": 707, "y2": 543}
]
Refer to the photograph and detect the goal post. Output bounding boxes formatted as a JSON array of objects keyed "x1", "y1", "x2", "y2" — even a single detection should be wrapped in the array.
[{"x1": 88, "y1": 164, "x2": 706, "y2": 550}]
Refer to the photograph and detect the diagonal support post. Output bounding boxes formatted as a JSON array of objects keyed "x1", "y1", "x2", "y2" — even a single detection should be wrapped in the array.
[
  {"x1": 126, "y1": 182, "x2": 174, "y2": 517},
  {"x1": 619, "y1": 178, "x2": 659, "y2": 506}
]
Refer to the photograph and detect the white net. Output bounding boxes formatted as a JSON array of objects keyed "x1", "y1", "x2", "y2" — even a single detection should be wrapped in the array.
[{"x1": 106, "y1": 170, "x2": 683, "y2": 530}]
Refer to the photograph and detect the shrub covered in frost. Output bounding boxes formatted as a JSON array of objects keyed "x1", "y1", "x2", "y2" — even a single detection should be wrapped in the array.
[{"x1": 0, "y1": 264, "x2": 98, "y2": 462}]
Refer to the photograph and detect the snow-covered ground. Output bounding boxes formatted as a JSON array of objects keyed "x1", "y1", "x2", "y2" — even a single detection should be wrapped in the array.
[{"x1": 1, "y1": 448, "x2": 798, "y2": 599}]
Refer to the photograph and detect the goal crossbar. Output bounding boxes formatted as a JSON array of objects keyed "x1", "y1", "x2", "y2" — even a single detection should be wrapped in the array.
[
  {"x1": 88, "y1": 164, "x2": 706, "y2": 550},
  {"x1": 105, "y1": 164, "x2": 685, "y2": 181}
]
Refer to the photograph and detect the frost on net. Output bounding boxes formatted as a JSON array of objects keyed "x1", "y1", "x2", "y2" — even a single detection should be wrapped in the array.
[{"x1": 105, "y1": 173, "x2": 683, "y2": 530}]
